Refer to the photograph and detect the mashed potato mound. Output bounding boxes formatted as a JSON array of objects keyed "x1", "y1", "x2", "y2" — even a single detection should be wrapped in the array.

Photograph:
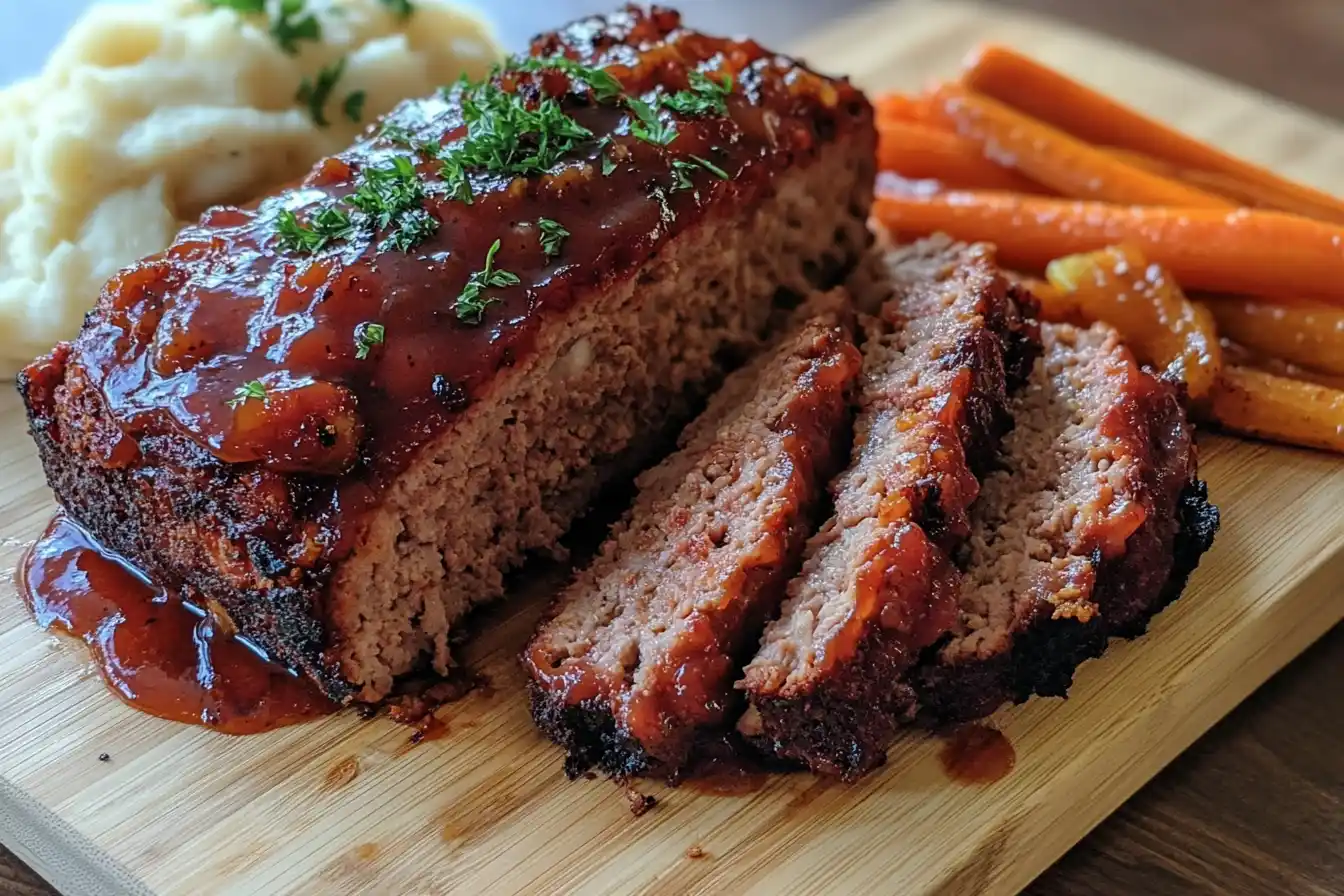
[{"x1": 0, "y1": 0, "x2": 499, "y2": 374}]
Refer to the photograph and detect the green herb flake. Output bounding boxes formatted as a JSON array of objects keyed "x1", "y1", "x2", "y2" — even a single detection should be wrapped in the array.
[
  {"x1": 537, "y1": 218, "x2": 569, "y2": 259},
  {"x1": 379, "y1": 207, "x2": 439, "y2": 253},
  {"x1": 511, "y1": 56, "x2": 624, "y2": 103},
  {"x1": 439, "y1": 155, "x2": 474, "y2": 204},
  {"x1": 456, "y1": 239, "x2": 521, "y2": 324},
  {"x1": 349, "y1": 156, "x2": 424, "y2": 230},
  {"x1": 628, "y1": 98, "x2": 676, "y2": 147},
  {"x1": 661, "y1": 70, "x2": 733, "y2": 118},
  {"x1": 669, "y1": 159, "x2": 699, "y2": 193},
  {"x1": 377, "y1": 0, "x2": 414, "y2": 18},
  {"x1": 202, "y1": 0, "x2": 267, "y2": 12},
  {"x1": 691, "y1": 154, "x2": 730, "y2": 179},
  {"x1": 342, "y1": 90, "x2": 366, "y2": 123},
  {"x1": 271, "y1": 0, "x2": 322, "y2": 54},
  {"x1": 380, "y1": 123, "x2": 417, "y2": 146},
  {"x1": 601, "y1": 153, "x2": 617, "y2": 176},
  {"x1": 354, "y1": 322, "x2": 386, "y2": 360},
  {"x1": 227, "y1": 379, "x2": 268, "y2": 409},
  {"x1": 275, "y1": 205, "x2": 353, "y2": 254},
  {"x1": 296, "y1": 57, "x2": 345, "y2": 127}
]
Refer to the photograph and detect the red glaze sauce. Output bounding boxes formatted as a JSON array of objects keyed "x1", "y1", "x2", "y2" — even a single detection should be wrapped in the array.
[
  {"x1": 939, "y1": 724, "x2": 1016, "y2": 784},
  {"x1": 18, "y1": 513, "x2": 334, "y2": 734}
]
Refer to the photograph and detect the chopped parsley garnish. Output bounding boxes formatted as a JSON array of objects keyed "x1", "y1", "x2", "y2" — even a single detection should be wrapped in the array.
[
  {"x1": 202, "y1": 0, "x2": 267, "y2": 12},
  {"x1": 275, "y1": 206, "x2": 354, "y2": 253},
  {"x1": 439, "y1": 155, "x2": 474, "y2": 204},
  {"x1": 511, "y1": 56, "x2": 624, "y2": 103},
  {"x1": 296, "y1": 57, "x2": 345, "y2": 127},
  {"x1": 456, "y1": 239, "x2": 520, "y2": 324},
  {"x1": 455, "y1": 80, "x2": 594, "y2": 177},
  {"x1": 378, "y1": 0, "x2": 414, "y2": 18},
  {"x1": 380, "y1": 123, "x2": 417, "y2": 146},
  {"x1": 691, "y1": 153, "x2": 730, "y2": 179},
  {"x1": 227, "y1": 380, "x2": 268, "y2": 409},
  {"x1": 379, "y1": 207, "x2": 438, "y2": 253},
  {"x1": 349, "y1": 156, "x2": 424, "y2": 229},
  {"x1": 272, "y1": 0, "x2": 322, "y2": 54},
  {"x1": 662, "y1": 71, "x2": 733, "y2": 118},
  {"x1": 628, "y1": 98, "x2": 676, "y2": 147},
  {"x1": 537, "y1": 218, "x2": 569, "y2": 259},
  {"x1": 601, "y1": 153, "x2": 617, "y2": 176},
  {"x1": 354, "y1": 322, "x2": 385, "y2": 360},
  {"x1": 343, "y1": 90, "x2": 366, "y2": 122}
]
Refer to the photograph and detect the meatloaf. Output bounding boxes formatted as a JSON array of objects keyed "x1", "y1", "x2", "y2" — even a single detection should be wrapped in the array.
[
  {"x1": 911, "y1": 322, "x2": 1219, "y2": 724},
  {"x1": 736, "y1": 237, "x2": 1039, "y2": 778},
  {"x1": 18, "y1": 6, "x2": 876, "y2": 703},
  {"x1": 527, "y1": 289, "x2": 862, "y2": 778}
]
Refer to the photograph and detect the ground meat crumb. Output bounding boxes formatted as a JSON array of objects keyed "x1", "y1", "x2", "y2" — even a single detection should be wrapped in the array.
[
  {"x1": 97, "y1": 752, "x2": 110, "y2": 762},
  {"x1": 685, "y1": 845, "x2": 707, "y2": 860},
  {"x1": 625, "y1": 787, "x2": 656, "y2": 817}
]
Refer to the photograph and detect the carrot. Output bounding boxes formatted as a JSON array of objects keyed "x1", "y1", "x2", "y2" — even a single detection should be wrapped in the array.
[
  {"x1": 871, "y1": 192, "x2": 1344, "y2": 306},
  {"x1": 1221, "y1": 340, "x2": 1344, "y2": 391},
  {"x1": 1205, "y1": 294, "x2": 1344, "y2": 377},
  {"x1": 1108, "y1": 148, "x2": 1338, "y2": 216},
  {"x1": 924, "y1": 82, "x2": 1229, "y2": 208},
  {"x1": 877, "y1": 120, "x2": 1046, "y2": 192},
  {"x1": 1016, "y1": 277, "x2": 1086, "y2": 325},
  {"x1": 874, "y1": 93, "x2": 944, "y2": 128},
  {"x1": 1207, "y1": 366, "x2": 1344, "y2": 453},
  {"x1": 1045, "y1": 245, "x2": 1222, "y2": 400},
  {"x1": 960, "y1": 44, "x2": 1344, "y2": 225}
]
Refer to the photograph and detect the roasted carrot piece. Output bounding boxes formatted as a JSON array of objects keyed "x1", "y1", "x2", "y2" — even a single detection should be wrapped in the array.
[
  {"x1": 1045, "y1": 245, "x2": 1222, "y2": 400},
  {"x1": 1108, "y1": 148, "x2": 1338, "y2": 216},
  {"x1": 925, "y1": 82, "x2": 1229, "y2": 207},
  {"x1": 1016, "y1": 277, "x2": 1085, "y2": 325},
  {"x1": 871, "y1": 192, "x2": 1344, "y2": 307},
  {"x1": 874, "y1": 93, "x2": 945, "y2": 127},
  {"x1": 877, "y1": 119, "x2": 1046, "y2": 192},
  {"x1": 960, "y1": 44, "x2": 1344, "y2": 225},
  {"x1": 1221, "y1": 340, "x2": 1344, "y2": 391},
  {"x1": 1205, "y1": 295, "x2": 1344, "y2": 377},
  {"x1": 1208, "y1": 366, "x2": 1344, "y2": 453}
]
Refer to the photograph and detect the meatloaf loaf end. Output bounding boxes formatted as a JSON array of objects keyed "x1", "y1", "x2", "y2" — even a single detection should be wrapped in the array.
[
  {"x1": 736, "y1": 237, "x2": 1039, "y2": 778},
  {"x1": 18, "y1": 7, "x2": 876, "y2": 703},
  {"x1": 527, "y1": 289, "x2": 862, "y2": 778},
  {"x1": 912, "y1": 322, "x2": 1218, "y2": 725}
]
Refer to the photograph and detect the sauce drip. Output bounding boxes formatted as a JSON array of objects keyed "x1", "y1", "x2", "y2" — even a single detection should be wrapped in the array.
[
  {"x1": 939, "y1": 724, "x2": 1016, "y2": 784},
  {"x1": 18, "y1": 513, "x2": 335, "y2": 734}
]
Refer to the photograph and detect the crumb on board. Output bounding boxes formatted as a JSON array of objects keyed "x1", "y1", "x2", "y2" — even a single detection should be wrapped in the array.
[
  {"x1": 97, "y1": 753, "x2": 110, "y2": 762},
  {"x1": 625, "y1": 787, "x2": 656, "y2": 817},
  {"x1": 685, "y1": 845, "x2": 707, "y2": 860}
]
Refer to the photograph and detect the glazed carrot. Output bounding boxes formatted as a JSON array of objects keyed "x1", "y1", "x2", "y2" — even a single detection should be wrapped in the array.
[
  {"x1": 1205, "y1": 294, "x2": 1344, "y2": 377},
  {"x1": 1207, "y1": 366, "x2": 1344, "y2": 453},
  {"x1": 874, "y1": 93, "x2": 944, "y2": 127},
  {"x1": 1108, "y1": 148, "x2": 1337, "y2": 216},
  {"x1": 960, "y1": 44, "x2": 1344, "y2": 224},
  {"x1": 877, "y1": 120, "x2": 1046, "y2": 192},
  {"x1": 925, "y1": 82, "x2": 1229, "y2": 208},
  {"x1": 1045, "y1": 245, "x2": 1222, "y2": 400},
  {"x1": 1221, "y1": 340, "x2": 1344, "y2": 391},
  {"x1": 1016, "y1": 277, "x2": 1084, "y2": 324},
  {"x1": 871, "y1": 192, "x2": 1344, "y2": 306}
]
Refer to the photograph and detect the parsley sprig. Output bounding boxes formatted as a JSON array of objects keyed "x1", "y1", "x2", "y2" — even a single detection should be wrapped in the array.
[
  {"x1": 456, "y1": 239, "x2": 520, "y2": 323},
  {"x1": 275, "y1": 155, "x2": 436, "y2": 255},
  {"x1": 354, "y1": 322, "x2": 386, "y2": 360},
  {"x1": 227, "y1": 379, "x2": 268, "y2": 409},
  {"x1": 203, "y1": 0, "x2": 266, "y2": 11},
  {"x1": 511, "y1": 55, "x2": 624, "y2": 103},
  {"x1": 378, "y1": 0, "x2": 414, "y2": 18},
  {"x1": 537, "y1": 218, "x2": 569, "y2": 259},
  {"x1": 662, "y1": 71, "x2": 733, "y2": 118},
  {"x1": 455, "y1": 80, "x2": 595, "y2": 177},
  {"x1": 669, "y1": 155, "x2": 730, "y2": 193},
  {"x1": 272, "y1": 0, "x2": 321, "y2": 54},
  {"x1": 296, "y1": 58, "x2": 344, "y2": 127},
  {"x1": 628, "y1": 97, "x2": 677, "y2": 146}
]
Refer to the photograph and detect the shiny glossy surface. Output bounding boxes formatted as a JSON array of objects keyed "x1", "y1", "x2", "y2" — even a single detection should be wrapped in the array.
[{"x1": 18, "y1": 513, "x2": 334, "y2": 734}]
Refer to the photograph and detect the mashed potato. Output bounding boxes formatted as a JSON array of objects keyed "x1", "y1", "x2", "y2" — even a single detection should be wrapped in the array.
[{"x1": 0, "y1": 0, "x2": 499, "y2": 374}]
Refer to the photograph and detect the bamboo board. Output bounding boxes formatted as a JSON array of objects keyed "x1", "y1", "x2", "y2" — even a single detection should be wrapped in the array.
[{"x1": 2, "y1": 2, "x2": 1343, "y2": 894}]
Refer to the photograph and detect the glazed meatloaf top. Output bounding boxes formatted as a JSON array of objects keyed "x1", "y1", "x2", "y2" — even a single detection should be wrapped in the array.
[{"x1": 21, "y1": 4, "x2": 870, "y2": 547}]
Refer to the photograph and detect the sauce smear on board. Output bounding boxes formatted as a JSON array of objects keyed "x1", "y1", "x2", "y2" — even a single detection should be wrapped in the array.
[
  {"x1": 17, "y1": 512, "x2": 334, "y2": 734},
  {"x1": 939, "y1": 724, "x2": 1016, "y2": 784}
]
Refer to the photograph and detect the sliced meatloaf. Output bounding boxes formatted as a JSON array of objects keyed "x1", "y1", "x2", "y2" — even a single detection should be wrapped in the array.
[
  {"x1": 912, "y1": 322, "x2": 1218, "y2": 724},
  {"x1": 526, "y1": 290, "x2": 862, "y2": 778},
  {"x1": 736, "y1": 237, "x2": 1039, "y2": 778},
  {"x1": 18, "y1": 7, "x2": 876, "y2": 703}
]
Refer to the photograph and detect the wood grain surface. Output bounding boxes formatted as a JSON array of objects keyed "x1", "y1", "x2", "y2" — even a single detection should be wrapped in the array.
[{"x1": 2, "y1": 1, "x2": 1342, "y2": 894}]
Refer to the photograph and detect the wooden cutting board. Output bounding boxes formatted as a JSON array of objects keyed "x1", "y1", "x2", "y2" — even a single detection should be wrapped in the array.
[{"x1": 3, "y1": 2, "x2": 1343, "y2": 894}]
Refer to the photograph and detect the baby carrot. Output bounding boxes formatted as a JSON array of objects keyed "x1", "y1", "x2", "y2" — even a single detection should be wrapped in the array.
[
  {"x1": 1205, "y1": 294, "x2": 1344, "y2": 377},
  {"x1": 926, "y1": 82, "x2": 1229, "y2": 207},
  {"x1": 878, "y1": 119, "x2": 1046, "y2": 192},
  {"x1": 871, "y1": 192, "x2": 1344, "y2": 307},
  {"x1": 1208, "y1": 366, "x2": 1344, "y2": 453},
  {"x1": 960, "y1": 44, "x2": 1344, "y2": 224}
]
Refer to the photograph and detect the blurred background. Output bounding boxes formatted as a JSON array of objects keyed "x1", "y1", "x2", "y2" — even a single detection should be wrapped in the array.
[{"x1": 3, "y1": 0, "x2": 1342, "y2": 118}]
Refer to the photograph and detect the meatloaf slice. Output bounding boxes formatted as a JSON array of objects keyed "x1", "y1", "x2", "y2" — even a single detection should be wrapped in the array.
[
  {"x1": 736, "y1": 237, "x2": 1039, "y2": 778},
  {"x1": 912, "y1": 322, "x2": 1218, "y2": 724},
  {"x1": 19, "y1": 8, "x2": 875, "y2": 703},
  {"x1": 526, "y1": 290, "x2": 862, "y2": 778}
]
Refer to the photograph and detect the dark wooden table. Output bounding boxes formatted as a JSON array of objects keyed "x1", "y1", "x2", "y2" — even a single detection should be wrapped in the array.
[{"x1": 3, "y1": 1, "x2": 1340, "y2": 893}]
